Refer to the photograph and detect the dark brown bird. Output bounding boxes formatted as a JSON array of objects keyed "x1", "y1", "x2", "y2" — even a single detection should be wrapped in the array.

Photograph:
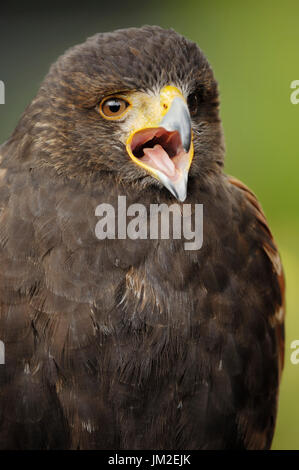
[{"x1": 0, "y1": 26, "x2": 285, "y2": 450}]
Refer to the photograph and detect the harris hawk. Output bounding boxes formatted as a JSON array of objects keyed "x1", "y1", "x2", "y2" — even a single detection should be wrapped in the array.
[{"x1": 0, "y1": 26, "x2": 285, "y2": 450}]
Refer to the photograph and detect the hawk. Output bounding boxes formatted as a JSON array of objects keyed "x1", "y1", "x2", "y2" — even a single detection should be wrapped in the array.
[{"x1": 0, "y1": 26, "x2": 285, "y2": 449}]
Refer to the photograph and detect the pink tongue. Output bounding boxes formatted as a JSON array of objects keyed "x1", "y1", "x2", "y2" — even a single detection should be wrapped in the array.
[{"x1": 142, "y1": 144, "x2": 177, "y2": 179}]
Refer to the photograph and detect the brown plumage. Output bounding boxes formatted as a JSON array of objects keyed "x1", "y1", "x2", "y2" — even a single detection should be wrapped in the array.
[{"x1": 0, "y1": 26, "x2": 284, "y2": 449}]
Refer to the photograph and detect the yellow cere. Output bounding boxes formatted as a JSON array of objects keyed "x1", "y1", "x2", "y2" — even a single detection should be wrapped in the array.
[{"x1": 125, "y1": 85, "x2": 184, "y2": 137}]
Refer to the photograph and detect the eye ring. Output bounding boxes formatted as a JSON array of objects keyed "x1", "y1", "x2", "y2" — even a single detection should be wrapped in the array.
[{"x1": 98, "y1": 96, "x2": 131, "y2": 120}]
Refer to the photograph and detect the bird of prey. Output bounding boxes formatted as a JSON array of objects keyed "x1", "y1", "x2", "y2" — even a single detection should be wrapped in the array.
[{"x1": 0, "y1": 26, "x2": 285, "y2": 450}]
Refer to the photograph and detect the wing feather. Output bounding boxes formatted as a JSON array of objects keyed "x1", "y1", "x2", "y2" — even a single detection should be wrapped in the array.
[{"x1": 228, "y1": 176, "x2": 285, "y2": 377}]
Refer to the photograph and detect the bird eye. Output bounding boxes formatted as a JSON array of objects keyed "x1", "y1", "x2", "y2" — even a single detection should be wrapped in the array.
[
  {"x1": 187, "y1": 92, "x2": 199, "y2": 117},
  {"x1": 99, "y1": 97, "x2": 130, "y2": 119}
]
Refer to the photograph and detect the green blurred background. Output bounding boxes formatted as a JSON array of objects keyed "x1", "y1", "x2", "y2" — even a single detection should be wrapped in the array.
[{"x1": 0, "y1": 0, "x2": 298, "y2": 449}]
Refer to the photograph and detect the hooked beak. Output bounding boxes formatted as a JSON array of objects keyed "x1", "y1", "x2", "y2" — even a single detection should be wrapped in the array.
[{"x1": 126, "y1": 86, "x2": 193, "y2": 202}]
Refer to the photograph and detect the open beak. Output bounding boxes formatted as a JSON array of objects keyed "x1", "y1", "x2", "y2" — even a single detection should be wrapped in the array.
[{"x1": 126, "y1": 86, "x2": 193, "y2": 202}]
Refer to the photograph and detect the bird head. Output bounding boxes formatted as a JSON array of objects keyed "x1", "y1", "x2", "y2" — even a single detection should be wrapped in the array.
[
  {"x1": 103, "y1": 85, "x2": 193, "y2": 202},
  {"x1": 6, "y1": 26, "x2": 225, "y2": 201}
]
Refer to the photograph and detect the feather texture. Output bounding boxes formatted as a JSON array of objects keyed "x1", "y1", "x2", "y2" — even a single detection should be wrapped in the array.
[{"x1": 0, "y1": 26, "x2": 284, "y2": 449}]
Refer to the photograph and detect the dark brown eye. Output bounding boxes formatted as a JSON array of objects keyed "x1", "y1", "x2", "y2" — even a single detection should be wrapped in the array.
[
  {"x1": 99, "y1": 97, "x2": 130, "y2": 119},
  {"x1": 187, "y1": 92, "x2": 199, "y2": 117}
]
